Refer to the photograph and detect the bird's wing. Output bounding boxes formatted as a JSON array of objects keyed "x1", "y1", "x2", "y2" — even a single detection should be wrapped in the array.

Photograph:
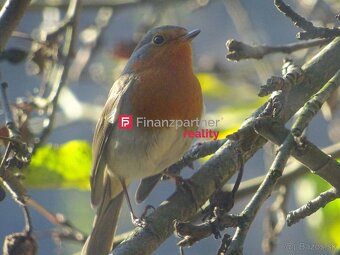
[
  {"x1": 91, "y1": 75, "x2": 136, "y2": 207},
  {"x1": 135, "y1": 173, "x2": 163, "y2": 204}
]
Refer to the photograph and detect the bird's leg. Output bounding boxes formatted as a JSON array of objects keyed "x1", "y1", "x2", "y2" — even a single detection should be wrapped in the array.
[{"x1": 119, "y1": 179, "x2": 146, "y2": 227}]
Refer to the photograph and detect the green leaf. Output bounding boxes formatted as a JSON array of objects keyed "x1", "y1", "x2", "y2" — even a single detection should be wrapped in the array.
[
  {"x1": 197, "y1": 72, "x2": 268, "y2": 104},
  {"x1": 24, "y1": 140, "x2": 91, "y2": 189},
  {"x1": 197, "y1": 73, "x2": 231, "y2": 99},
  {"x1": 197, "y1": 72, "x2": 268, "y2": 130}
]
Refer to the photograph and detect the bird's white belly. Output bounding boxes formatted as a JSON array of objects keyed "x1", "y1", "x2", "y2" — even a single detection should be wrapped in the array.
[{"x1": 105, "y1": 126, "x2": 191, "y2": 183}]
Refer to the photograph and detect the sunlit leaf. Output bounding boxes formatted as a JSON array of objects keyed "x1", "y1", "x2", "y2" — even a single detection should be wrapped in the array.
[
  {"x1": 24, "y1": 140, "x2": 91, "y2": 189},
  {"x1": 197, "y1": 72, "x2": 268, "y2": 105},
  {"x1": 197, "y1": 73, "x2": 231, "y2": 99},
  {"x1": 198, "y1": 72, "x2": 268, "y2": 131},
  {"x1": 203, "y1": 98, "x2": 267, "y2": 136},
  {"x1": 196, "y1": 72, "x2": 268, "y2": 162}
]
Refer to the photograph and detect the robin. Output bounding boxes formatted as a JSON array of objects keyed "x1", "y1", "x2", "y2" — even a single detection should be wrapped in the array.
[{"x1": 81, "y1": 25, "x2": 203, "y2": 255}]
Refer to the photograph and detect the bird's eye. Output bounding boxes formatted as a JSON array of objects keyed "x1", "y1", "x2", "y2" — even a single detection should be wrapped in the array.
[{"x1": 152, "y1": 35, "x2": 165, "y2": 45}]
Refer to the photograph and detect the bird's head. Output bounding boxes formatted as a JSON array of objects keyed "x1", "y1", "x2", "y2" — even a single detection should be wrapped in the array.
[{"x1": 123, "y1": 25, "x2": 200, "y2": 73}]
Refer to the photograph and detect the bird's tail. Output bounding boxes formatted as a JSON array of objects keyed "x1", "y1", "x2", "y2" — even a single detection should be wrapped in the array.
[{"x1": 81, "y1": 191, "x2": 124, "y2": 255}]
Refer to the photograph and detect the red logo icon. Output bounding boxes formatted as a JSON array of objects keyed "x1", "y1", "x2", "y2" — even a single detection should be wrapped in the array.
[{"x1": 118, "y1": 115, "x2": 133, "y2": 129}]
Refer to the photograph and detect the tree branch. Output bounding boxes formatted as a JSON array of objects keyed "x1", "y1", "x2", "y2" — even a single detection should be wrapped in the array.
[
  {"x1": 225, "y1": 61, "x2": 340, "y2": 254},
  {"x1": 26, "y1": 198, "x2": 87, "y2": 243},
  {"x1": 254, "y1": 118, "x2": 340, "y2": 190},
  {"x1": 234, "y1": 142, "x2": 340, "y2": 200},
  {"x1": 174, "y1": 214, "x2": 241, "y2": 247},
  {"x1": 258, "y1": 58, "x2": 304, "y2": 97},
  {"x1": 0, "y1": 83, "x2": 29, "y2": 205},
  {"x1": 226, "y1": 38, "x2": 330, "y2": 61},
  {"x1": 112, "y1": 142, "x2": 340, "y2": 250},
  {"x1": 227, "y1": 126, "x2": 295, "y2": 254},
  {"x1": 0, "y1": 83, "x2": 35, "y2": 254},
  {"x1": 292, "y1": 70, "x2": 340, "y2": 136},
  {"x1": 274, "y1": 0, "x2": 340, "y2": 40},
  {"x1": 286, "y1": 188, "x2": 339, "y2": 226},
  {"x1": 262, "y1": 185, "x2": 287, "y2": 253}
]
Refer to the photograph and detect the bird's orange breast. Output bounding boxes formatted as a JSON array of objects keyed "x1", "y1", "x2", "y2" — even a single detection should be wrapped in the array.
[
  {"x1": 130, "y1": 68, "x2": 202, "y2": 124},
  {"x1": 128, "y1": 41, "x2": 202, "y2": 128}
]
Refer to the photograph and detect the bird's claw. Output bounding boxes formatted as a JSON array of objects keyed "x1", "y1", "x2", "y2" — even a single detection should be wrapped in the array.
[
  {"x1": 131, "y1": 214, "x2": 146, "y2": 228},
  {"x1": 130, "y1": 204, "x2": 155, "y2": 228}
]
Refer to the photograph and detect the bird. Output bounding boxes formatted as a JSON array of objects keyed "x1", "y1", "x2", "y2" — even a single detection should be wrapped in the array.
[{"x1": 81, "y1": 25, "x2": 203, "y2": 255}]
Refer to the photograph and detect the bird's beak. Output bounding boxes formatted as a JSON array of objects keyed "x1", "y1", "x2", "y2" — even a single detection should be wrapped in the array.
[{"x1": 183, "y1": 29, "x2": 200, "y2": 41}]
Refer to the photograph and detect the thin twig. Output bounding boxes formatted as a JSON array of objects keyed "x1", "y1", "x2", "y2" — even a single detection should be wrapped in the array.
[
  {"x1": 22, "y1": 205, "x2": 33, "y2": 234},
  {"x1": 224, "y1": 58, "x2": 339, "y2": 254},
  {"x1": 227, "y1": 132, "x2": 295, "y2": 254},
  {"x1": 286, "y1": 188, "x2": 339, "y2": 226},
  {"x1": 0, "y1": 135, "x2": 23, "y2": 144},
  {"x1": 226, "y1": 38, "x2": 330, "y2": 61},
  {"x1": 174, "y1": 215, "x2": 241, "y2": 247},
  {"x1": 0, "y1": 143, "x2": 12, "y2": 176},
  {"x1": 1, "y1": 168, "x2": 28, "y2": 205},
  {"x1": 0, "y1": 82, "x2": 21, "y2": 139},
  {"x1": 274, "y1": 0, "x2": 340, "y2": 40},
  {"x1": 223, "y1": 0, "x2": 274, "y2": 82},
  {"x1": 233, "y1": 142, "x2": 340, "y2": 199},
  {"x1": 26, "y1": 198, "x2": 61, "y2": 225},
  {"x1": 258, "y1": 59, "x2": 304, "y2": 97},
  {"x1": 262, "y1": 185, "x2": 288, "y2": 254},
  {"x1": 231, "y1": 71, "x2": 340, "y2": 253},
  {"x1": 26, "y1": 198, "x2": 87, "y2": 243},
  {"x1": 254, "y1": 118, "x2": 340, "y2": 190},
  {"x1": 0, "y1": 82, "x2": 29, "y2": 205},
  {"x1": 11, "y1": 31, "x2": 41, "y2": 43},
  {"x1": 292, "y1": 70, "x2": 340, "y2": 136},
  {"x1": 217, "y1": 234, "x2": 232, "y2": 255}
]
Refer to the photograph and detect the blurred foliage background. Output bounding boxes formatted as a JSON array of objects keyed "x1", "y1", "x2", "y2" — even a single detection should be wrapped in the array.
[{"x1": 0, "y1": 0, "x2": 339, "y2": 254}]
